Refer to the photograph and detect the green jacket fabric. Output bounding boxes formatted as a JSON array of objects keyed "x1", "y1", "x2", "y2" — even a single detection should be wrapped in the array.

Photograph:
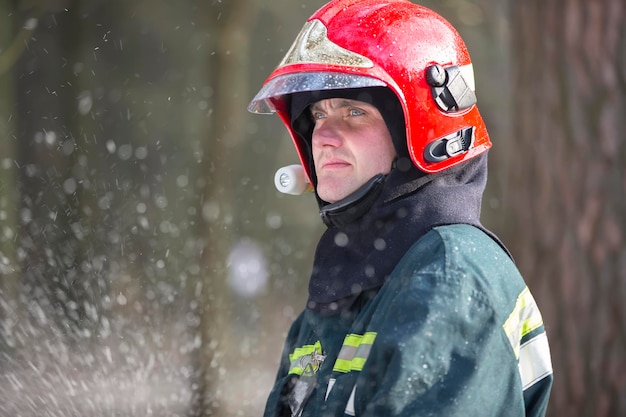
[{"x1": 264, "y1": 224, "x2": 553, "y2": 417}]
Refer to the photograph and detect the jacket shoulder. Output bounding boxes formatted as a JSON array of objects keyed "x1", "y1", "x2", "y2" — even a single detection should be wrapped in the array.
[
  {"x1": 387, "y1": 224, "x2": 526, "y2": 314},
  {"x1": 397, "y1": 224, "x2": 519, "y2": 279}
]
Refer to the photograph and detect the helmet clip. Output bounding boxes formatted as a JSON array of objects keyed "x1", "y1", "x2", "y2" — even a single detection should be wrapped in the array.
[
  {"x1": 424, "y1": 127, "x2": 475, "y2": 163},
  {"x1": 426, "y1": 64, "x2": 477, "y2": 112}
]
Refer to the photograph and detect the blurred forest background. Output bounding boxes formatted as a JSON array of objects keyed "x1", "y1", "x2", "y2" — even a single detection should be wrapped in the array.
[{"x1": 0, "y1": 0, "x2": 623, "y2": 416}]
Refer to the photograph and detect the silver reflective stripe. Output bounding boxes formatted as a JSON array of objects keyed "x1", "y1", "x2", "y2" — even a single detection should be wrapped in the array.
[
  {"x1": 519, "y1": 332, "x2": 553, "y2": 390},
  {"x1": 337, "y1": 344, "x2": 358, "y2": 362},
  {"x1": 345, "y1": 386, "x2": 356, "y2": 416},
  {"x1": 325, "y1": 378, "x2": 336, "y2": 401}
]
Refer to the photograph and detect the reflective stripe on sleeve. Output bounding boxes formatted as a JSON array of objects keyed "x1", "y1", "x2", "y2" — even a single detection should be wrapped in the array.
[
  {"x1": 502, "y1": 286, "x2": 553, "y2": 390},
  {"x1": 519, "y1": 332, "x2": 553, "y2": 390},
  {"x1": 502, "y1": 287, "x2": 544, "y2": 359}
]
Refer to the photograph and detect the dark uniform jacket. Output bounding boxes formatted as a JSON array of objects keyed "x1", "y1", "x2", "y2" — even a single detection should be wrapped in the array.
[{"x1": 264, "y1": 224, "x2": 553, "y2": 417}]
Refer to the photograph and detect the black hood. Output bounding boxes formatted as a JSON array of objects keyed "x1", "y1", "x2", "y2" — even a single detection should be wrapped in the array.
[{"x1": 307, "y1": 152, "x2": 509, "y2": 314}]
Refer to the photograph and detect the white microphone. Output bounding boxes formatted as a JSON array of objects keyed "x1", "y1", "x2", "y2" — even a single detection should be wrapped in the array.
[{"x1": 274, "y1": 164, "x2": 313, "y2": 195}]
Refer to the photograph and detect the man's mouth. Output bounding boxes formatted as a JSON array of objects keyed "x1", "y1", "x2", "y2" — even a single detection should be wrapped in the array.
[{"x1": 321, "y1": 158, "x2": 350, "y2": 170}]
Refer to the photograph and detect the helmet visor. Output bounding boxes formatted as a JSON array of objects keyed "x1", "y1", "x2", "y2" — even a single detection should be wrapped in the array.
[{"x1": 248, "y1": 71, "x2": 386, "y2": 114}]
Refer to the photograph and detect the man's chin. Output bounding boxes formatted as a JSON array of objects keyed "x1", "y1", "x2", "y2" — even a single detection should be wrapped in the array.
[{"x1": 316, "y1": 183, "x2": 354, "y2": 204}]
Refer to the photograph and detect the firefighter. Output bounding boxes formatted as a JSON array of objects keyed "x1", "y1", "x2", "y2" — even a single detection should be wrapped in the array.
[{"x1": 248, "y1": 0, "x2": 553, "y2": 416}]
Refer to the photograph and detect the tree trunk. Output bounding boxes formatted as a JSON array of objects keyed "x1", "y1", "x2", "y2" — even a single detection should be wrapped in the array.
[
  {"x1": 509, "y1": 2, "x2": 626, "y2": 416},
  {"x1": 190, "y1": 0, "x2": 258, "y2": 414}
]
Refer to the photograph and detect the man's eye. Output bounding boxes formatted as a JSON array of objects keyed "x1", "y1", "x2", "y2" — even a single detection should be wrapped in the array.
[
  {"x1": 349, "y1": 108, "x2": 364, "y2": 116},
  {"x1": 312, "y1": 111, "x2": 326, "y2": 120}
]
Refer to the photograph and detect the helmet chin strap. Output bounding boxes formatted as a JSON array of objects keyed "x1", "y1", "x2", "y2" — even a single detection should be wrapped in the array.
[{"x1": 319, "y1": 174, "x2": 386, "y2": 228}]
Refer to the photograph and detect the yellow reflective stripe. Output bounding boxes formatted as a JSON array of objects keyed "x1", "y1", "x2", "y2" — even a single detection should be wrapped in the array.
[
  {"x1": 343, "y1": 334, "x2": 362, "y2": 348},
  {"x1": 288, "y1": 341, "x2": 322, "y2": 375},
  {"x1": 503, "y1": 287, "x2": 544, "y2": 359},
  {"x1": 351, "y1": 357, "x2": 367, "y2": 371},
  {"x1": 333, "y1": 358, "x2": 352, "y2": 373},
  {"x1": 333, "y1": 332, "x2": 377, "y2": 373},
  {"x1": 361, "y1": 332, "x2": 376, "y2": 345}
]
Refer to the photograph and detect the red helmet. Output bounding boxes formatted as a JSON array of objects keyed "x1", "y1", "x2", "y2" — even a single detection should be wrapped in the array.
[{"x1": 248, "y1": 0, "x2": 491, "y2": 179}]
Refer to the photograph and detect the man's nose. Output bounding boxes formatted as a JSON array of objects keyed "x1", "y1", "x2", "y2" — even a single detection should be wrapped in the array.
[{"x1": 312, "y1": 118, "x2": 344, "y2": 147}]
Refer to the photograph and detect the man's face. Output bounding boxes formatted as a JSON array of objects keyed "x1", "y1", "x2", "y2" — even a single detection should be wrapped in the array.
[{"x1": 310, "y1": 97, "x2": 397, "y2": 204}]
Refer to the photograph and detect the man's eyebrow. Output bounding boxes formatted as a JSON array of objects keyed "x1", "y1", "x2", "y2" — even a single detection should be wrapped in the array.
[{"x1": 310, "y1": 99, "x2": 359, "y2": 111}]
